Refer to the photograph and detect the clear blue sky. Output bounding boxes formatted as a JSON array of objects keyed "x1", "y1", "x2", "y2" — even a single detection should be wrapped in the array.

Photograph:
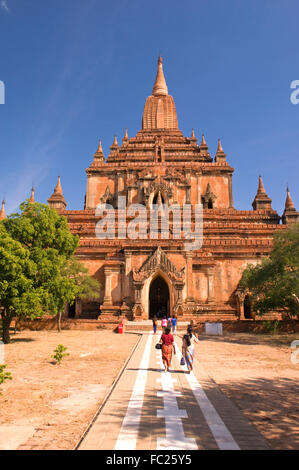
[{"x1": 0, "y1": 0, "x2": 298, "y2": 216}]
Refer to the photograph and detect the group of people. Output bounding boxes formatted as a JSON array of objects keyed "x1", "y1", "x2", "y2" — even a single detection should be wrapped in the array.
[
  {"x1": 157, "y1": 323, "x2": 199, "y2": 374},
  {"x1": 152, "y1": 314, "x2": 177, "y2": 335}
]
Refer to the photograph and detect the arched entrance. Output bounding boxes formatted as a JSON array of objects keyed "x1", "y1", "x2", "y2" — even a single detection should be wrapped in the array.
[{"x1": 149, "y1": 275, "x2": 169, "y2": 319}]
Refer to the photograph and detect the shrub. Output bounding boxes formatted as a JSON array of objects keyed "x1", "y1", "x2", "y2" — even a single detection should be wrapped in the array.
[
  {"x1": 263, "y1": 320, "x2": 281, "y2": 335},
  {"x1": 0, "y1": 364, "x2": 12, "y2": 395},
  {"x1": 51, "y1": 344, "x2": 69, "y2": 365}
]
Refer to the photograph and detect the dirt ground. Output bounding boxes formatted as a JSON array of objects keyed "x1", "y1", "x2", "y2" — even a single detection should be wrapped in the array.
[
  {"x1": 0, "y1": 330, "x2": 139, "y2": 450},
  {"x1": 194, "y1": 332, "x2": 299, "y2": 450},
  {"x1": 0, "y1": 329, "x2": 298, "y2": 450}
]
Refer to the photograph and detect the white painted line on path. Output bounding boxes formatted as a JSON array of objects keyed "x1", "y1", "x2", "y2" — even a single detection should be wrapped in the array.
[
  {"x1": 175, "y1": 341, "x2": 240, "y2": 450},
  {"x1": 156, "y1": 346, "x2": 198, "y2": 450},
  {"x1": 114, "y1": 333, "x2": 153, "y2": 450}
]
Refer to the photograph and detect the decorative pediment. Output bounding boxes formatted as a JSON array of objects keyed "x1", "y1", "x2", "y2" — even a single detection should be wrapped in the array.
[
  {"x1": 133, "y1": 247, "x2": 185, "y2": 283},
  {"x1": 145, "y1": 180, "x2": 173, "y2": 198},
  {"x1": 165, "y1": 169, "x2": 188, "y2": 185},
  {"x1": 100, "y1": 186, "x2": 114, "y2": 204},
  {"x1": 139, "y1": 169, "x2": 154, "y2": 180}
]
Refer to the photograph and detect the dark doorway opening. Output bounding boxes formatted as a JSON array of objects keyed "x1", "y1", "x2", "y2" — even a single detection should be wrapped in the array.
[
  {"x1": 68, "y1": 302, "x2": 76, "y2": 318},
  {"x1": 149, "y1": 276, "x2": 169, "y2": 319},
  {"x1": 244, "y1": 295, "x2": 252, "y2": 319}
]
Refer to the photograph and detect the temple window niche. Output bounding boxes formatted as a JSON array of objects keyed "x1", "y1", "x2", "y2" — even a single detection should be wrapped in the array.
[{"x1": 201, "y1": 183, "x2": 216, "y2": 209}]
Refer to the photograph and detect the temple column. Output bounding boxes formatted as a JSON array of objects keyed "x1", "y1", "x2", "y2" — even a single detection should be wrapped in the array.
[
  {"x1": 206, "y1": 266, "x2": 215, "y2": 303},
  {"x1": 228, "y1": 175, "x2": 234, "y2": 208},
  {"x1": 197, "y1": 173, "x2": 202, "y2": 205},
  {"x1": 185, "y1": 251, "x2": 194, "y2": 302},
  {"x1": 103, "y1": 267, "x2": 113, "y2": 305},
  {"x1": 123, "y1": 251, "x2": 132, "y2": 302},
  {"x1": 236, "y1": 292, "x2": 245, "y2": 319}
]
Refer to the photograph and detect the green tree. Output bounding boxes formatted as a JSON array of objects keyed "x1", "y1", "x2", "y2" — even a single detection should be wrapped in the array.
[
  {"x1": 240, "y1": 222, "x2": 299, "y2": 318},
  {"x1": 48, "y1": 256, "x2": 100, "y2": 332},
  {"x1": 0, "y1": 223, "x2": 45, "y2": 343},
  {"x1": 0, "y1": 200, "x2": 100, "y2": 343}
]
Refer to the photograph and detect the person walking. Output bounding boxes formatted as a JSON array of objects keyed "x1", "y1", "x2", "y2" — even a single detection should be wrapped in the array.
[
  {"x1": 171, "y1": 315, "x2": 177, "y2": 334},
  {"x1": 152, "y1": 315, "x2": 158, "y2": 335},
  {"x1": 182, "y1": 325, "x2": 199, "y2": 374},
  {"x1": 159, "y1": 327, "x2": 176, "y2": 372},
  {"x1": 161, "y1": 316, "x2": 167, "y2": 333}
]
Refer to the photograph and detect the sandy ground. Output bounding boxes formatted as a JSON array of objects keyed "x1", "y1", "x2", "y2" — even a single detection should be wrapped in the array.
[
  {"x1": 0, "y1": 330, "x2": 139, "y2": 450},
  {"x1": 194, "y1": 332, "x2": 299, "y2": 450},
  {"x1": 0, "y1": 329, "x2": 298, "y2": 450}
]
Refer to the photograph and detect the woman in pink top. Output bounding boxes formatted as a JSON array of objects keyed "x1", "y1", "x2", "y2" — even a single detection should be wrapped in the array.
[
  {"x1": 159, "y1": 327, "x2": 176, "y2": 372},
  {"x1": 161, "y1": 316, "x2": 167, "y2": 333}
]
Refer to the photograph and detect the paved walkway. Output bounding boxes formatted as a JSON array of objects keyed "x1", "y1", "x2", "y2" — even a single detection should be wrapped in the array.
[{"x1": 78, "y1": 332, "x2": 270, "y2": 450}]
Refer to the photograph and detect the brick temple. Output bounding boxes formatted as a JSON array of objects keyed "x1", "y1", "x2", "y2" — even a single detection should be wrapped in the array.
[{"x1": 44, "y1": 56, "x2": 299, "y2": 323}]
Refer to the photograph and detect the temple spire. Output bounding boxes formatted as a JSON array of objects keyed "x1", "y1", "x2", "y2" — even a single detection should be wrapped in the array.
[
  {"x1": 282, "y1": 186, "x2": 299, "y2": 224},
  {"x1": 217, "y1": 138, "x2": 224, "y2": 154},
  {"x1": 122, "y1": 128, "x2": 129, "y2": 144},
  {"x1": 252, "y1": 175, "x2": 272, "y2": 211},
  {"x1": 47, "y1": 176, "x2": 67, "y2": 210},
  {"x1": 215, "y1": 138, "x2": 226, "y2": 162},
  {"x1": 29, "y1": 187, "x2": 35, "y2": 203},
  {"x1": 285, "y1": 186, "x2": 295, "y2": 209},
  {"x1": 152, "y1": 55, "x2": 168, "y2": 96},
  {"x1": 111, "y1": 135, "x2": 119, "y2": 148},
  {"x1": 257, "y1": 175, "x2": 266, "y2": 195},
  {"x1": 200, "y1": 134, "x2": 207, "y2": 147},
  {"x1": 0, "y1": 199, "x2": 5, "y2": 220},
  {"x1": 55, "y1": 176, "x2": 63, "y2": 195},
  {"x1": 97, "y1": 139, "x2": 103, "y2": 154}
]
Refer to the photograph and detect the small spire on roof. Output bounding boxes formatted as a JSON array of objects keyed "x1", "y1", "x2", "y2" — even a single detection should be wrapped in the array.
[
  {"x1": 55, "y1": 176, "x2": 63, "y2": 195},
  {"x1": 285, "y1": 186, "x2": 295, "y2": 210},
  {"x1": 216, "y1": 138, "x2": 224, "y2": 154},
  {"x1": 252, "y1": 175, "x2": 272, "y2": 210},
  {"x1": 122, "y1": 128, "x2": 129, "y2": 144},
  {"x1": 0, "y1": 199, "x2": 5, "y2": 220},
  {"x1": 200, "y1": 134, "x2": 207, "y2": 147},
  {"x1": 111, "y1": 135, "x2": 119, "y2": 147},
  {"x1": 48, "y1": 176, "x2": 67, "y2": 210},
  {"x1": 257, "y1": 175, "x2": 266, "y2": 195},
  {"x1": 97, "y1": 139, "x2": 103, "y2": 154},
  {"x1": 29, "y1": 186, "x2": 35, "y2": 203}
]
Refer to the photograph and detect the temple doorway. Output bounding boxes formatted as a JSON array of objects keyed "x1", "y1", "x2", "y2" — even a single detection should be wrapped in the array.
[
  {"x1": 244, "y1": 295, "x2": 252, "y2": 319},
  {"x1": 68, "y1": 302, "x2": 76, "y2": 318},
  {"x1": 149, "y1": 276, "x2": 169, "y2": 319}
]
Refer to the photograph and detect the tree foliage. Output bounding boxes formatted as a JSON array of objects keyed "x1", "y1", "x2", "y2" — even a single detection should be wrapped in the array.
[
  {"x1": 240, "y1": 222, "x2": 299, "y2": 317},
  {"x1": 0, "y1": 200, "x2": 100, "y2": 343}
]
